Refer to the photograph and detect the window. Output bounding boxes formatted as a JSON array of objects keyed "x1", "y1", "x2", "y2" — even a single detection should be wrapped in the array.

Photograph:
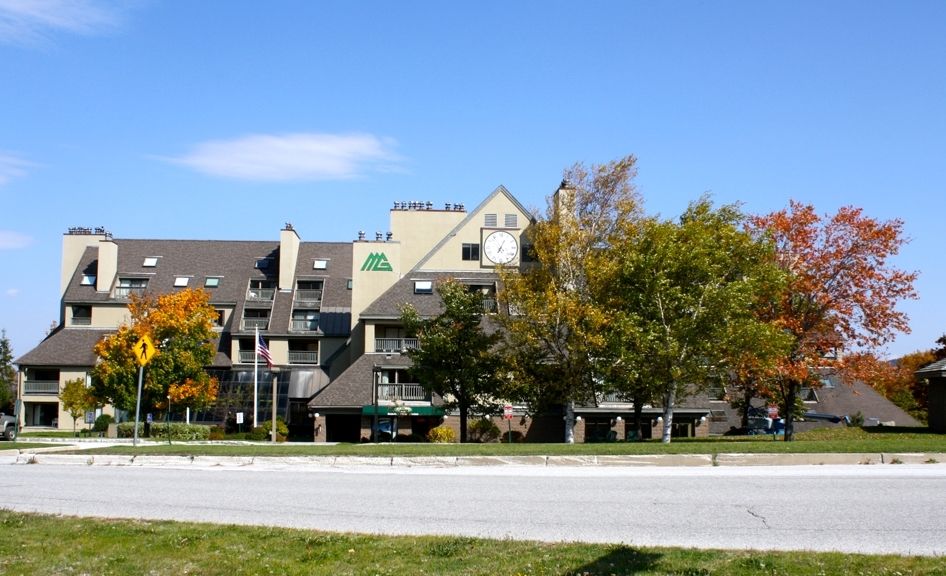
[
  {"x1": 115, "y1": 277, "x2": 148, "y2": 298},
  {"x1": 484, "y1": 213, "x2": 497, "y2": 227},
  {"x1": 461, "y1": 243, "x2": 480, "y2": 261},
  {"x1": 346, "y1": 279, "x2": 353, "y2": 290},
  {"x1": 213, "y1": 309, "x2": 225, "y2": 327},
  {"x1": 291, "y1": 309, "x2": 320, "y2": 331},
  {"x1": 143, "y1": 257, "x2": 159, "y2": 267},
  {"x1": 414, "y1": 280, "x2": 433, "y2": 294},
  {"x1": 255, "y1": 258, "x2": 271, "y2": 269},
  {"x1": 174, "y1": 276, "x2": 189, "y2": 287},
  {"x1": 80, "y1": 274, "x2": 96, "y2": 286},
  {"x1": 71, "y1": 305, "x2": 91, "y2": 326},
  {"x1": 520, "y1": 244, "x2": 537, "y2": 263},
  {"x1": 504, "y1": 214, "x2": 517, "y2": 228},
  {"x1": 204, "y1": 277, "x2": 220, "y2": 288},
  {"x1": 313, "y1": 259, "x2": 328, "y2": 270}
]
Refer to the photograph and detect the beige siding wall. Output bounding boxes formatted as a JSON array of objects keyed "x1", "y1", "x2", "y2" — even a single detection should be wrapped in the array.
[
  {"x1": 390, "y1": 209, "x2": 466, "y2": 272},
  {"x1": 350, "y1": 241, "x2": 401, "y2": 327}
]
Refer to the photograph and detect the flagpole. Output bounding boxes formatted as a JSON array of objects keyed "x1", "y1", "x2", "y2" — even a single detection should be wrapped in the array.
[{"x1": 253, "y1": 327, "x2": 259, "y2": 427}]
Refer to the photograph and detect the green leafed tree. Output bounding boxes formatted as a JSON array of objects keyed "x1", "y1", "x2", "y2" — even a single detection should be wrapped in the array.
[
  {"x1": 60, "y1": 377, "x2": 95, "y2": 436},
  {"x1": 90, "y1": 289, "x2": 219, "y2": 415},
  {"x1": 401, "y1": 278, "x2": 505, "y2": 443},
  {"x1": 603, "y1": 198, "x2": 790, "y2": 443},
  {"x1": 0, "y1": 329, "x2": 15, "y2": 413},
  {"x1": 499, "y1": 155, "x2": 643, "y2": 442}
]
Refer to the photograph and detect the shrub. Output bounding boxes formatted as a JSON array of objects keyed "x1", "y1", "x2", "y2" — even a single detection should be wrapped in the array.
[
  {"x1": 427, "y1": 425, "x2": 456, "y2": 443},
  {"x1": 149, "y1": 423, "x2": 211, "y2": 441},
  {"x1": 208, "y1": 426, "x2": 225, "y2": 440},
  {"x1": 116, "y1": 422, "x2": 143, "y2": 438},
  {"x1": 468, "y1": 418, "x2": 501, "y2": 443},
  {"x1": 92, "y1": 414, "x2": 114, "y2": 433},
  {"x1": 260, "y1": 418, "x2": 289, "y2": 442},
  {"x1": 500, "y1": 430, "x2": 524, "y2": 443},
  {"x1": 246, "y1": 427, "x2": 268, "y2": 441},
  {"x1": 847, "y1": 411, "x2": 865, "y2": 427}
]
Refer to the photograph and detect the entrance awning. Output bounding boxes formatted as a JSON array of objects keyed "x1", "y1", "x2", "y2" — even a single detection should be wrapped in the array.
[{"x1": 361, "y1": 405, "x2": 445, "y2": 417}]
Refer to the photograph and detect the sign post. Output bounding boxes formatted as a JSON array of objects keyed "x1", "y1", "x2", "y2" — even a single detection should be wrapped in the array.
[{"x1": 132, "y1": 335, "x2": 157, "y2": 447}]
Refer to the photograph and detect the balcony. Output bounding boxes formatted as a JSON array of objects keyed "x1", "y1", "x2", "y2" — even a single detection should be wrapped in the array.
[
  {"x1": 600, "y1": 392, "x2": 632, "y2": 404},
  {"x1": 290, "y1": 319, "x2": 319, "y2": 332},
  {"x1": 375, "y1": 338, "x2": 419, "y2": 353},
  {"x1": 71, "y1": 316, "x2": 92, "y2": 326},
  {"x1": 239, "y1": 350, "x2": 266, "y2": 364},
  {"x1": 377, "y1": 383, "x2": 428, "y2": 401},
  {"x1": 23, "y1": 380, "x2": 60, "y2": 395},
  {"x1": 246, "y1": 288, "x2": 275, "y2": 301},
  {"x1": 241, "y1": 318, "x2": 269, "y2": 331},
  {"x1": 114, "y1": 287, "x2": 146, "y2": 299},
  {"x1": 481, "y1": 298, "x2": 498, "y2": 313},
  {"x1": 295, "y1": 289, "x2": 323, "y2": 303},
  {"x1": 288, "y1": 351, "x2": 319, "y2": 365}
]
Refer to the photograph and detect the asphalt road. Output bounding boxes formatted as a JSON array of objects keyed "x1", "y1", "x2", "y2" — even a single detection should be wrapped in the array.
[{"x1": 2, "y1": 462, "x2": 945, "y2": 556}]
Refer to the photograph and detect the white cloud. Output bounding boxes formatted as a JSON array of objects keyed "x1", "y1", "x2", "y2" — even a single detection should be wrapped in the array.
[
  {"x1": 0, "y1": 152, "x2": 31, "y2": 186},
  {"x1": 167, "y1": 133, "x2": 405, "y2": 182},
  {"x1": 0, "y1": 230, "x2": 31, "y2": 250},
  {"x1": 5, "y1": 288, "x2": 19, "y2": 297},
  {"x1": 0, "y1": 0, "x2": 125, "y2": 46}
]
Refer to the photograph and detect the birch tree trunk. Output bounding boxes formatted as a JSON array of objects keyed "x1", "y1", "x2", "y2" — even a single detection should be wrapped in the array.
[
  {"x1": 564, "y1": 401, "x2": 576, "y2": 444},
  {"x1": 661, "y1": 388, "x2": 676, "y2": 444}
]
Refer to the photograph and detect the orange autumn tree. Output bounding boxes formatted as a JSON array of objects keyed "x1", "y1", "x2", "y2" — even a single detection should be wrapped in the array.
[
  {"x1": 749, "y1": 201, "x2": 917, "y2": 440},
  {"x1": 91, "y1": 289, "x2": 219, "y2": 415}
]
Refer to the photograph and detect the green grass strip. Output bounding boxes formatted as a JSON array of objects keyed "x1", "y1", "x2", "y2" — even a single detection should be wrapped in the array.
[{"x1": 0, "y1": 510, "x2": 942, "y2": 576}]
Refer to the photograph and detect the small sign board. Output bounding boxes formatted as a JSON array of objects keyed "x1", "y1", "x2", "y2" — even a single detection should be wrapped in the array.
[
  {"x1": 84, "y1": 411, "x2": 95, "y2": 425},
  {"x1": 503, "y1": 404, "x2": 513, "y2": 420},
  {"x1": 146, "y1": 413, "x2": 153, "y2": 424},
  {"x1": 767, "y1": 405, "x2": 779, "y2": 418},
  {"x1": 236, "y1": 412, "x2": 244, "y2": 425},
  {"x1": 133, "y1": 335, "x2": 157, "y2": 366}
]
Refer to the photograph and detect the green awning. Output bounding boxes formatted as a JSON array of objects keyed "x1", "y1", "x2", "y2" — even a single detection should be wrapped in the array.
[{"x1": 362, "y1": 405, "x2": 445, "y2": 416}]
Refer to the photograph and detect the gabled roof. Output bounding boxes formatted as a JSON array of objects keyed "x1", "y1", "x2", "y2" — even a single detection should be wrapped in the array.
[
  {"x1": 360, "y1": 271, "x2": 500, "y2": 318},
  {"x1": 308, "y1": 353, "x2": 414, "y2": 409},
  {"x1": 412, "y1": 185, "x2": 534, "y2": 272},
  {"x1": 15, "y1": 328, "x2": 111, "y2": 367},
  {"x1": 16, "y1": 327, "x2": 232, "y2": 369},
  {"x1": 916, "y1": 358, "x2": 946, "y2": 377}
]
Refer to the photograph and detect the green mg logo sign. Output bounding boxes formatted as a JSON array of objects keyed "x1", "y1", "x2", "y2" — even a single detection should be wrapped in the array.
[{"x1": 361, "y1": 252, "x2": 393, "y2": 272}]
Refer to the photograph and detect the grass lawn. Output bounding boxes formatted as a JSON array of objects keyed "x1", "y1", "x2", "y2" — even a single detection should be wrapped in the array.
[
  {"x1": 1, "y1": 510, "x2": 941, "y2": 576},
  {"x1": 57, "y1": 426, "x2": 946, "y2": 458}
]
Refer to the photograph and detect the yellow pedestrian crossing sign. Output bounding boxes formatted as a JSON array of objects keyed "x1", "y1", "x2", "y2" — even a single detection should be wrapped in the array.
[{"x1": 133, "y1": 335, "x2": 157, "y2": 366}]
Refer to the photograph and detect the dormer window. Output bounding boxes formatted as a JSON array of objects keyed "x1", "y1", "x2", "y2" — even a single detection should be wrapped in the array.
[
  {"x1": 255, "y1": 258, "x2": 271, "y2": 269},
  {"x1": 80, "y1": 274, "x2": 96, "y2": 286},
  {"x1": 205, "y1": 277, "x2": 220, "y2": 288},
  {"x1": 414, "y1": 280, "x2": 433, "y2": 294},
  {"x1": 313, "y1": 259, "x2": 328, "y2": 270},
  {"x1": 174, "y1": 276, "x2": 189, "y2": 288},
  {"x1": 115, "y1": 277, "x2": 148, "y2": 299},
  {"x1": 143, "y1": 257, "x2": 159, "y2": 267}
]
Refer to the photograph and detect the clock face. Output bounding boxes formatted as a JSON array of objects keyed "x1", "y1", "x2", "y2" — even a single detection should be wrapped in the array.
[{"x1": 483, "y1": 230, "x2": 518, "y2": 264}]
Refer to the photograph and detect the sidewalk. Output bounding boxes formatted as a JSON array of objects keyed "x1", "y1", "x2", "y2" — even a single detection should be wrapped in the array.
[{"x1": 2, "y1": 440, "x2": 944, "y2": 469}]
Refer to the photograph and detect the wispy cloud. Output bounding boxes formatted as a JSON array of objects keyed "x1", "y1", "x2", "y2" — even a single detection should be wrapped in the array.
[
  {"x1": 0, "y1": 0, "x2": 126, "y2": 46},
  {"x1": 0, "y1": 230, "x2": 31, "y2": 250},
  {"x1": 167, "y1": 133, "x2": 405, "y2": 182},
  {"x1": 0, "y1": 152, "x2": 32, "y2": 186},
  {"x1": 5, "y1": 288, "x2": 19, "y2": 298}
]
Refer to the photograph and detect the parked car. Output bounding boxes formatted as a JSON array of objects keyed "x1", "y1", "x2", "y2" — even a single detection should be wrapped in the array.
[{"x1": 1, "y1": 413, "x2": 17, "y2": 441}]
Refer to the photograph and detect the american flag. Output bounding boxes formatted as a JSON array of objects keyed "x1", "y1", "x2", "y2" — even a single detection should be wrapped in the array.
[{"x1": 256, "y1": 333, "x2": 273, "y2": 368}]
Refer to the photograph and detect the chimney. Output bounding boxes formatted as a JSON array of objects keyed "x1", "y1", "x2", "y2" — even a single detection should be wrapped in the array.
[
  {"x1": 279, "y1": 224, "x2": 301, "y2": 291},
  {"x1": 96, "y1": 239, "x2": 118, "y2": 293}
]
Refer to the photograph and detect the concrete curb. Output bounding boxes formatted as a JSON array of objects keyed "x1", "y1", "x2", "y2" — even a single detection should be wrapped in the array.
[{"x1": 7, "y1": 452, "x2": 946, "y2": 469}]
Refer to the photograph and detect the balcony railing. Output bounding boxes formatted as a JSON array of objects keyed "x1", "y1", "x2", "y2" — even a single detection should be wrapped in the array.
[
  {"x1": 600, "y1": 392, "x2": 632, "y2": 404},
  {"x1": 246, "y1": 288, "x2": 275, "y2": 301},
  {"x1": 375, "y1": 338, "x2": 419, "y2": 353},
  {"x1": 23, "y1": 380, "x2": 60, "y2": 395},
  {"x1": 377, "y1": 383, "x2": 428, "y2": 401},
  {"x1": 288, "y1": 351, "x2": 319, "y2": 364},
  {"x1": 241, "y1": 318, "x2": 269, "y2": 331},
  {"x1": 114, "y1": 287, "x2": 146, "y2": 299},
  {"x1": 71, "y1": 316, "x2": 92, "y2": 326},
  {"x1": 290, "y1": 319, "x2": 319, "y2": 331},
  {"x1": 239, "y1": 350, "x2": 265, "y2": 364},
  {"x1": 481, "y1": 298, "x2": 498, "y2": 313},
  {"x1": 295, "y1": 289, "x2": 323, "y2": 303}
]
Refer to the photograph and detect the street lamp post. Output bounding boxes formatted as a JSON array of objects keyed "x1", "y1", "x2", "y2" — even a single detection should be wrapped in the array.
[
  {"x1": 166, "y1": 394, "x2": 171, "y2": 445},
  {"x1": 372, "y1": 365, "x2": 380, "y2": 443}
]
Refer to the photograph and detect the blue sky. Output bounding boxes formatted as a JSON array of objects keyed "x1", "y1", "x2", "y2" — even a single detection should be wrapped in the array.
[{"x1": 1, "y1": 0, "x2": 943, "y2": 361}]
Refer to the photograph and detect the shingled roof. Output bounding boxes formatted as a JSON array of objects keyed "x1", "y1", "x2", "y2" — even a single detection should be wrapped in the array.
[
  {"x1": 916, "y1": 358, "x2": 946, "y2": 377},
  {"x1": 360, "y1": 271, "x2": 500, "y2": 318},
  {"x1": 15, "y1": 328, "x2": 111, "y2": 367}
]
